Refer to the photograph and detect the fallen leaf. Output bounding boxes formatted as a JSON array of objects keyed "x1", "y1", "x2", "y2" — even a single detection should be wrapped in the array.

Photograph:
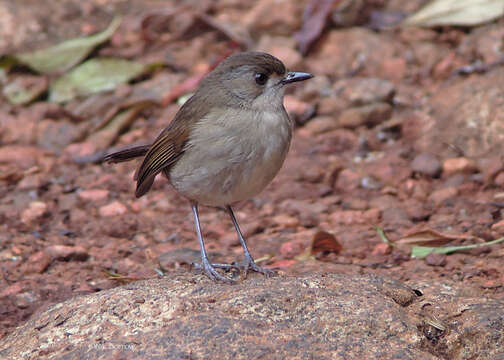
[
  {"x1": 311, "y1": 230, "x2": 342, "y2": 255},
  {"x1": 16, "y1": 17, "x2": 121, "y2": 74},
  {"x1": 403, "y1": 0, "x2": 504, "y2": 27},
  {"x1": 49, "y1": 58, "x2": 151, "y2": 103},
  {"x1": 295, "y1": 0, "x2": 337, "y2": 55},
  {"x1": 397, "y1": 228, "x2": 473, "y2": 247},
  {"x1": 411, "y1": 237, "x2": 504, "y2": 258},
  {"x1": 87, "y1": 103, "x2": 151, "y2": 150},
  {"x1": 2, "y1": 75, "x2": 48, "y2": 105}
]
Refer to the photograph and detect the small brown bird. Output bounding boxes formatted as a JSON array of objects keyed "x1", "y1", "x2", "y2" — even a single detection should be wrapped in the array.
[{"x1": 104, "y1": 52, "x2": 312, "y2": 282}]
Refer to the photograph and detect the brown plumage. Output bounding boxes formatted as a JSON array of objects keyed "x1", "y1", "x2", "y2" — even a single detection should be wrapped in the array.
[{"x1": 103, "y1": 51, "x2": 312, "y2": 282}]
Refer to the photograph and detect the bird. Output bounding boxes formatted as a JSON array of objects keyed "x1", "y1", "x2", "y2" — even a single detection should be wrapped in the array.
[{"x1": 104, "y1": 51, "x2": 313, "y2": 283}]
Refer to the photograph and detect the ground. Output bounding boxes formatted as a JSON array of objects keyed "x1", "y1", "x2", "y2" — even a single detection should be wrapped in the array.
[{"x1": 1, "y1": 0, "x2": 504, "y2": 339}]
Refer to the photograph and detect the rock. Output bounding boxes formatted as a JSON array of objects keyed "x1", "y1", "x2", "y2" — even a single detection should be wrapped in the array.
[
  {"x1": 78, "y1": 189, "x2": 109, "y2": 202},
  {"x1": 442, "y1": 157, "x2": 478, "y2": 177},
  {"x1": 338, "y1": 78, "x2": 396, "y2": 106},
  {"x1": 372, "y1": 243, "x2": 392, "y2": 255},
  {"x1": 491, "y1": 219, "x2": 504, "y2": 234},
  {"x1": 415, "y1": 67, "x2": 504, "y2": 158},
  {"x1": 256, "y1": 36, "x2": 302, "y2": 69},
  {"x1": 493, "y1": 172, "x2": 504, "y2": 186},
  {"x1": 272, "y1": 214, "x2": 299, "y2": 228},
  {"x1": 302, "y1": 116, "x2": 339, "y2": 135},
  {"x1": 425, "y1": 253, "x2": 447, "y2": 267},
  {"x1": 44, "y1": 245, "x2": 89, "y2": 262},
  {"x1": 20, "y1": 201, "x2": 48, "y2": 225},
  {"x1": 2, "y1": 274, "x2": 503, "y2": 359},
  {"x1": 308, "y1": 28, "x2": 402, "y2": 78},
  {"x1": 334, "y1": 168, "x2": 361, "y2": 191},
  {"x1": 411, "y1": 153, "x2": 442, "y2": 177},
  {"x1": 243, "y1": 0, "x2": 303, "y2": 36},
  {"x1": 99, "y1": 201, "x2": 127, "y2": 217},
  {"x1": 338, "y1": 103, "x2": 393, "y2": 128},
  {"x1": 429, "y1": 187, "x2": 458, "y2": 206},
  {"x1": 24, "y1": 251, "x2": 52, "y2": 274}
]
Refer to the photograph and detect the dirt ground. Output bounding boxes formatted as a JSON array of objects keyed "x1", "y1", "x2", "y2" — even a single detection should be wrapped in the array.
[{"x1": 1, "y1": 0, "x2": 504, "y2": 339}]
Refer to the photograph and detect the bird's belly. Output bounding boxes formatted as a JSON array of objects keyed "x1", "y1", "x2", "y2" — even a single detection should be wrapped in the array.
[{"x1": 169, "y1": 112, "x2": 291, "y2": 206}]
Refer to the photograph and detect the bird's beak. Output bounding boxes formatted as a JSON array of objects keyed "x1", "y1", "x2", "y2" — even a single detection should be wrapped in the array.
[{"x1": 281, "y1": 72, "x2": 313, "y2": 85}]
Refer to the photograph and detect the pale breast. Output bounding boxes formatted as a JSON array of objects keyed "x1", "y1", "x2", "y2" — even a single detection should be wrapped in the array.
[{"x1": 169, "y1": 108, "x2": 292, "y2": 206}]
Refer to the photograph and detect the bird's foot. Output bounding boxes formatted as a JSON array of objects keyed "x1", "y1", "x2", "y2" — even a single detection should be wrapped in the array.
[
  {"x1": 242, "y1": 257, "x2": 276, "y2": 278},
  {"x1": 191, "y1": 261, "x2": 237, "y2": 284}
]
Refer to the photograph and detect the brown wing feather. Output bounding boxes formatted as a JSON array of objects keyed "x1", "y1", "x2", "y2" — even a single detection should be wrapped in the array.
[{"x1": 134, "y1": 94, "x2": 210, "y2": 198}]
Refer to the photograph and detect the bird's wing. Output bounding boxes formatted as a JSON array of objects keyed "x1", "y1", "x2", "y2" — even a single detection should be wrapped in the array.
[{"x1": 134, "y1": 95, "x2": 208, "y2": 198}]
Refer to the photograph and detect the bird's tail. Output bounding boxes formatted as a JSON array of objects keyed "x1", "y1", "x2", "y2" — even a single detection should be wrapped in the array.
[{"x1": 103, "y1": 145, "x2": 150, "y2": 163}]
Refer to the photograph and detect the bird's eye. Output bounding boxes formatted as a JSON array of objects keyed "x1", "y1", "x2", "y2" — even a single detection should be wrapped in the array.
[{"x1": 254, "y1": 73, "x2": 268, "y2": 85}]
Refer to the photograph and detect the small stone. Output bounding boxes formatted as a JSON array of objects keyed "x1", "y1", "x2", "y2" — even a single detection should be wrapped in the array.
[
  {"x1": 78, "y1": 189, "x2": 109, "y2": 201},
  {"x1": 272, "y1": 215, "x2": 299, "y2": 228},
  {"x1": 411, "y1": 153, "x2": 442, "y2": 177},
  {"x1": 429, "y1": 187, "x2": 458, "y2": 206},
  {"x1": 14, "y1": 291, "x2": 38, "y2": 309},
  {"x1": 339, "y1": 78, "x2": 395, "y2": 106},
  {"x1": 303, "y1": 116, "x2": 339, "y2": 135},
  {"x1": 44, "y1": 245, "x2": 89, "y2": 261},
  {"x1": 335, "y1": 169, "x2": 361, "y2": 191},
  {"x1": 442, "y1": 157, "x2": 478, "y2": 177},
  {"x1": 372, "y1": 243, "x2": 392, "y2": 256},
  {"x1": 20, "y1": 201, "x2": 48, "y2": 225},
  {"x1": 425, "y1": 253, "x2": 447, "y2": 267},
  {"x1": 494, "y1": 172, "x2": 504, "y2": 186},
  {"x1": 491, "y1": 219, "x2": 504, "y2": 234},
  {"x1": 338, "y1": 103, "x2": 393, "y2": 128},
  {"x1": 25, "y1": 250, "x2": 52, "y2": 274},
  {"x1": 99, "y1": 201, "x2": 127, "y2": 217},
  {"x1": 0, "y1": 282, "x2": 24, "y2": 297}
]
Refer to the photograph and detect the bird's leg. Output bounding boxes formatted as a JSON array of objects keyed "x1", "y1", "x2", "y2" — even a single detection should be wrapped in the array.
[
  {"x1": 227, "y1": 205, "x2": 275, "y2": 277},
  {"x1": 191, "y1": 202, "x2": 235, "y2": 283}
]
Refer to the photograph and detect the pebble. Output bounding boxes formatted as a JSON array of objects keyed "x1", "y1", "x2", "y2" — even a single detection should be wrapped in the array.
[
  {"x1": 78, "y1": 189, "x2": 109, "y2": 202},
  {"x1": 303, "y1": 116, "x2": 339, "y2": 135},
  {"x1": 338, "y1": 103, "x2": 392, "y2": 128},
  {"x1": 25, "y1": 250, "x2": 52, "y2": 273},
  {"x1": 429, "y1": 187, "x2": 458, "y2": 206},
  {"x1": 411, "y1": 153, "x2": 442, "y2": 177},
  {"x1": 99, "y1": 201, "x2": 127, "y2": 217},
  {"x1": 491, "y1": 219, "x2": 504, "y2": 234},
  {"x1": 272, "y1": 215, "x2": 299, "y2": 228},
  {"x1": 372, "y1": 243, "x2": 392, "y2": 255},
  {"x1": 20, "y1": 201, "x2": 48, "y2": 225},
  {"x1": 44, "y1": 245, "x2": 89, "y2": 261},
  {"x1": 442, "y1": 157, "x2": 478, "y2": 177},
  {"x1": 425, "y1": 253, "x2": 447, "y2": 267},
  {"x1": 339, "y1": 78, "x2": 395, "y2": 106}
]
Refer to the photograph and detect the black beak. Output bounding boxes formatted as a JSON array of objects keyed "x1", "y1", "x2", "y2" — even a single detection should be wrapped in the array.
[{"x1": 281, "y1": 71, "x2": 313, "y2": 85}]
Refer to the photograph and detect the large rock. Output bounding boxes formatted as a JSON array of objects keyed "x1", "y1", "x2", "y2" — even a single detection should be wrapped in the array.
[
  {"x1": 415, "y1": 67, "x2": 504, "y2": 158},
  {"x1": 1, "y1": 273, "x2": 503, "y2": 359}
]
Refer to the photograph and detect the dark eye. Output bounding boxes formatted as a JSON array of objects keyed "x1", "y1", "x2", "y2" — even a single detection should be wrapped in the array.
[{"x1": 254, "y1": 73, "x2": 268, "y2": 85}]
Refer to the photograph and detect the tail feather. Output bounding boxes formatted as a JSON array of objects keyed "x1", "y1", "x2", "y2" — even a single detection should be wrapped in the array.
[{"x1": 103, "y1": 145, "x2": 150, "y2": 163}]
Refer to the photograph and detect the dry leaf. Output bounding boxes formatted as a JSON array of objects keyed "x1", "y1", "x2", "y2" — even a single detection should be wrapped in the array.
[{"x1": 403, "y1": 0, "x2": 504, "y2": 27}]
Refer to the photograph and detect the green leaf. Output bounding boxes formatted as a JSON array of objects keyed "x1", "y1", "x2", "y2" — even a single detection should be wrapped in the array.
[
  {"x1": 376, "y1": 226, "x2": 394, "y2": 246},
  {"x1": 49, "y1": 58, "x2": 149, "y2": 103},
  {"x1": 16, "y1": 17, "x2": 121, "y2": 74},
  {"x1": 403, "y1": 0, "x2": 504, "y2": 27},
  {"x1": 2, "y1": 76, "x2": 48, "y2": 105},
  {"x1": 411, "y1": 237, "x2": 504, "y2": 258}
]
